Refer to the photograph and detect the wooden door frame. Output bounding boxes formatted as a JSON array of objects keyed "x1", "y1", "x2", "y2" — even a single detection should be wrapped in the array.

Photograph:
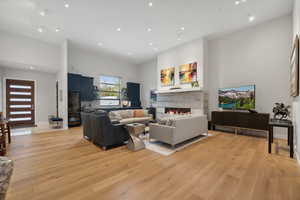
[{"x1": 3, "y1": 77, "x2": 37, "y2": 126}]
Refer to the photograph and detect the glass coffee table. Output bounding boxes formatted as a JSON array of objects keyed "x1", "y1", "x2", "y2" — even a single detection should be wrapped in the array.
[{"x1": 125, "y1": 123, "x2": 146, "y2": 151}]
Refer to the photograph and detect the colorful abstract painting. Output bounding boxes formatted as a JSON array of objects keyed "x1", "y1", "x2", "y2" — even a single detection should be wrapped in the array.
[
  {"x1": 160, "y1": 67, "x2": 175, "y2": 86},
  {"x1": 179, "y1": 62, "x2": 197, "y2": 84}
]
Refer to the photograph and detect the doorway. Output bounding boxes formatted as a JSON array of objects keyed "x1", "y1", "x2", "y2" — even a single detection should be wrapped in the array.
[{"x1": 6, "y1": 79, "x2": 35, "y2": 127}]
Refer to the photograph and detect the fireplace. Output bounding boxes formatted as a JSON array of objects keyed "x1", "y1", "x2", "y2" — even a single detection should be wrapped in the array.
[{"x1": 165, "y1": 107, "x2": 191, "y2": 115}]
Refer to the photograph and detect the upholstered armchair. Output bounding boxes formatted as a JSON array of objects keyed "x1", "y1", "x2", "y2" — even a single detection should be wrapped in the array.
[{"x1": 149, "y1": 115, "x2": 208, "y2": 147}]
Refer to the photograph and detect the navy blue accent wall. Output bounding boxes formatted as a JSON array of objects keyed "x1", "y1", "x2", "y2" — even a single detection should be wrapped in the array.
[
  {"x1": 68, "y1": 73, "x2": 94, "y2": 101},
  {"x1": 127, "y1": 82, "x2": 141, "y2": 107}
]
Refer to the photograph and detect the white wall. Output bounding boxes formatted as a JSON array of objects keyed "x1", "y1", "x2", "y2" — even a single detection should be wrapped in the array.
[
  {"x1": 68, "y1": 45, "x2": 139, "y2": 88},
  {"x1": 0, "y1": 67, "x2": 56, "y2": 125},
  {"x1": 138, "y1": 38, "x2": 208, "y2": 113},
  {"x1": 151, "y1": 38, "x2": 207, "y2": 116},
  {"x1": 138, "y1": 59, "x2": 157, "y2": 107},
  {"x1": 0, "y1": 30, "x2": 61, "y2": 73},
  {"x1": 207, "y1": 15, "x2": 292, "y2": 116},
  {"x1": 0, "y1": 30, "x2": 64, "y2": 128},
  {"x1": 207, "y1": 15, "x2": 292, "y2": 138},
  {"x1": 157, "y1": 38, "x2": 205, "y2": 90},
  {"x1": 293, "y1": 0, "x2": 300, "y2": 163},
  {"x1": 56, "y1": 40, "x2": 69, "y2": 129}
]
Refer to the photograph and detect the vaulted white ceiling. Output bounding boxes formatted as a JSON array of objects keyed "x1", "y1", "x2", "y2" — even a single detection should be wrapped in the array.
[{"x1": 0, "y1": 0, "x2": 294, "y2": 64}]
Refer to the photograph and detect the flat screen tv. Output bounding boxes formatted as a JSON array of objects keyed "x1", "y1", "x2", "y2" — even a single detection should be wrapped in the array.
[{"x1": 218, "y1": 85, "x2": 255, "y2": 110}]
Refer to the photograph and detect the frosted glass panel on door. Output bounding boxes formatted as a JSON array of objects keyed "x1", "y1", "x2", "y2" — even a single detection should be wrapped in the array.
[
  {"x1": 10, "y1": 92, "x2": 31, "y2": 95},
  {"x1": 10, "y1": 111, "x2": 31, "y2": 115},
  {"x1": 10, "y1": 98, "x2": 31, "y2": 102},
  {"x1": 10, "y1": 118, "x2": 31, "y2": 121},
  {"x1": 10, "y1": 105, "x2": 31, "y2": 108},
  {"x1": 10, "y1": 85, "x2": 31, "y2": 89}
]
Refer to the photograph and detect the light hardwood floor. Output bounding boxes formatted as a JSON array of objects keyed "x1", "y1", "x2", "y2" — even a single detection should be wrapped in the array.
[{"x1": 5, "y1": 127, "x2": 300, "y2": 200}]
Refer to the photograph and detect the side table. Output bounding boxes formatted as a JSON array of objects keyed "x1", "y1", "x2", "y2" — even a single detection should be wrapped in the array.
[
  {"x1": 268, "y1": 119, "x2": 294, "y2": 158},
  {"x1": 0, "y1": 120, "x2": 11, "y2": 144},
  {"x1": 125, "y1": 123, "x2": 146, "y2": 151}
]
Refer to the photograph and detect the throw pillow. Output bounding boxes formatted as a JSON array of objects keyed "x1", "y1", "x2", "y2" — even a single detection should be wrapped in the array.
[
  {"x1": 143, "y1": 110, "x2": 149, "y2": 116},
  {"x1": 134, "y1": 110, "x2": 145, "y2": 117},
  {"x1": 120, "y1": 110, "x2": 134, "y2": 118},
  {"x1": 109, "y1": 111, "x2": 122, "y2": 121},
  {"x1": 157, "y1": 118, "x2": 167, "y2": 125},
  {"x1": 166, "y1": 118, "x2": 175, "y2": 127}
]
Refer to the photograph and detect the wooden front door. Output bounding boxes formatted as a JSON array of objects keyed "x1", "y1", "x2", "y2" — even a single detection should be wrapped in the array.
[{"x1": 6, "y1": 79, "x2": 35, "y2": 127}]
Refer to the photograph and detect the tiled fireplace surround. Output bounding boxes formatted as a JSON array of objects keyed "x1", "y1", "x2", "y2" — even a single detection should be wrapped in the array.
[{"x1": 152, "y1": 91, "x2": 208, "y2": 119}]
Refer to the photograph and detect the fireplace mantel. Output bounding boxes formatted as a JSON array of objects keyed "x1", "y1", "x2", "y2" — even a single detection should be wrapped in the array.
[{"x1": 155, "y1": 87, "x2": 203, "y2": 94}]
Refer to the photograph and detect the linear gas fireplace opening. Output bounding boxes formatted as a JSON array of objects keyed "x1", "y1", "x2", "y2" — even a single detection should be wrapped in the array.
[{"x1": 165, "y1": 107, "x2": 191, "y2": 115}]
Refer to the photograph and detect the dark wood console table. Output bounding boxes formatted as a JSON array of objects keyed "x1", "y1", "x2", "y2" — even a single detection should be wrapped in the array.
[
  {"x1": 268, "y1": 119, "x2": 294, "y2": 158},
  {"x1": 211, "y1": 111, "x2": 270, "y2": 134}
]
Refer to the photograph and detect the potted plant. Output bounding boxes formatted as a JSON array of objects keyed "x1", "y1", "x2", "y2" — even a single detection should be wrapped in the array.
[{"x1": 121, "y1": 88, "x2": 130, "y2": 107}]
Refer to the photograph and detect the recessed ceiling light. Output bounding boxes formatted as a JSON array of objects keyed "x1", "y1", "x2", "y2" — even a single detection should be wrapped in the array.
[
  {"x1": 177, "y1": 38, "x2": 182, "y2": 41},
  {"x1": 37, "y1": 27, "x2": 43, "y2": 33},
  {"x1": 29, "y1": 66, "x2": 34, "y2": 70},
  {"x1": 248, "y1": 15, "x2": 255, "y2": 22},
  {"x1": 39, "y1": 10, "x2": 46, "y2": 16},
  {"x1": 55, "y1": 28, "x2": 61, "y2": 32},
  {"x1": 148, "y1": 2, "x2": 153, "y2": 7},
  {"x1": 153, "y1": 47, "x2": 159, "y2": 51},
  {"x1": 149, "y1": 42, "x2": 153, "y2": 46},
  {"x1": 180, "y1": 27, "x2": 185, "y2": 31},
  {"x1": 235, "y1": 0, "x2": 240, "y2": 5},
  {"x1": 64, "y1": 3, "x2": 70, "y2": 8},
  {"x1": 97, "y1": 42, "x2": 103, "y2": 46},
  {"x1": 116, "y1": 28, "x2": 121, "y2": 32},
  {"x1": 147, "y1": 28, "x2": 152, "y2": 32}
]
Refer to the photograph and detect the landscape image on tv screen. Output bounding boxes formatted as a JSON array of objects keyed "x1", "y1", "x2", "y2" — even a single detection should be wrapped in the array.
[{"x1": 218, "y1": 85, "x2": 255, "y2": 110}]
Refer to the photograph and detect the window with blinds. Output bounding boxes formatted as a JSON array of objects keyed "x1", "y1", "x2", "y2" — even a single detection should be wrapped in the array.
[{"x1": 99, "y1": 75, "x2": 121, "y2": 106}]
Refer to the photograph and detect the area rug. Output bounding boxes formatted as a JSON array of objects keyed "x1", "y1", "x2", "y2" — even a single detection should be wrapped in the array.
[{"x1": 143, "y1": 133, "x2": 213, "y2": 156}]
